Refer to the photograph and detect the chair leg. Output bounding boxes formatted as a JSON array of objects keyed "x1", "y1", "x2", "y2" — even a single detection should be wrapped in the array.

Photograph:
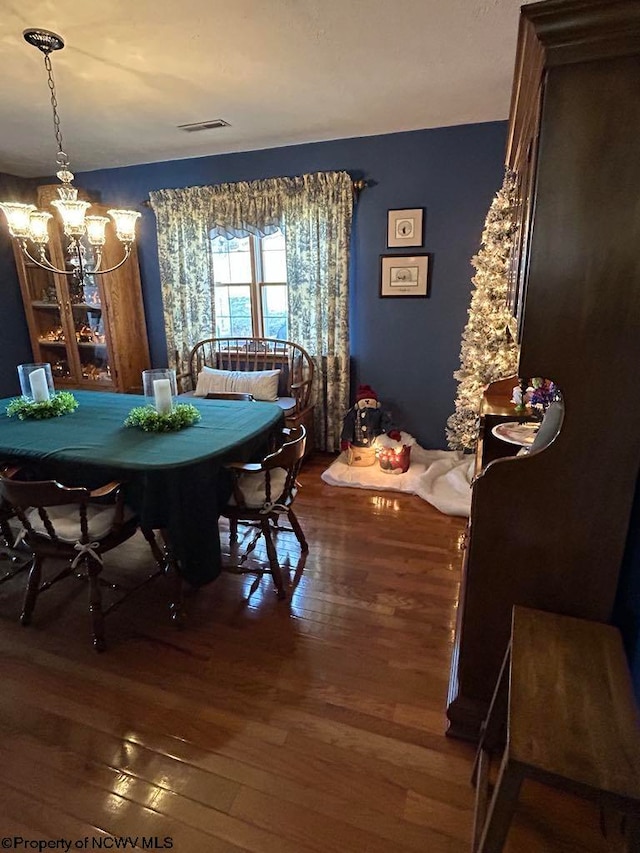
[
  {"x1": 20, "y1": 555, "x2": 43, "y2": 626},
  {"x1": 287, "y1": 508, "x2": 308, "y2": 552},
  {"x1": 261, "y1": 519, "x2": 286, "y2": 600},
  {"x1": 229, "y1": 517, "x2": 238, "y2": 543},
  {"x1": 87, "y1": 557, "x2": 106, "y2": 652}
]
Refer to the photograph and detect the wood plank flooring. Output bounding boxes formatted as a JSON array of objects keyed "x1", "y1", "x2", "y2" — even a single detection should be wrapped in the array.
[{"x1": 0, "y1": 454, "x2": 619, "y2": 851}]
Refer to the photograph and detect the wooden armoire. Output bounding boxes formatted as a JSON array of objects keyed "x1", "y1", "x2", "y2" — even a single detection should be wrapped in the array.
[{"x1": 446, "y1": 0, "x2": 640, "y2": 741}]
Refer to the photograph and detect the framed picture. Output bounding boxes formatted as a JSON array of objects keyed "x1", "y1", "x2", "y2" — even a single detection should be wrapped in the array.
[
  {"x1": 380, "y1": 253, "x2": 430, "y2": 298},
  {"x1": 387, "y1": 208, "x2": 424, "y2": 248}
]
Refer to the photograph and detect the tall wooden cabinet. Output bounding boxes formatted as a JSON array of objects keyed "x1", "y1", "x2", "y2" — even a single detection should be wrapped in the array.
[
  {"x1": 11, "y1": 186, "x2": 150, "y2": 394},
  {"x1": 447, "y1": 0, "x2": 640, "y2": 740}
]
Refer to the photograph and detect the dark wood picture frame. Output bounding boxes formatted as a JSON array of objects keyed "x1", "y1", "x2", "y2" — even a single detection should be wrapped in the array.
[
  {"x1": 387, "y1": 208, "x2": 424, "y2": 248},
  {"x1": 379, "y1": 253, "x2": 430, "y2": 298}
]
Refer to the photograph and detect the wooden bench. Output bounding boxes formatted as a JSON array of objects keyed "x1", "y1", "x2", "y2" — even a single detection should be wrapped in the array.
[
  {"x1": 178, "y1": 336, "x2": 315, "y2": 454},
  {"x1": 472, "y1": 606, "x2": 640, "y2": 852}
]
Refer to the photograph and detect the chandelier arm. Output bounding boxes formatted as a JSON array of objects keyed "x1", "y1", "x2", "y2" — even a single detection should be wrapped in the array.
[
  {"x1": 88, "y1": 246, "x2": 132, "y2": 277},
  {"x1": 19, "y1": 241, "x2": 74, "y2": 277}
]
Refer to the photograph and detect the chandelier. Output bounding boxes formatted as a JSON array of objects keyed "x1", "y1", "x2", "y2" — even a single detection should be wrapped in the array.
[{"x1": 0, "y1": 29, "x2": 140, "y2": 283}]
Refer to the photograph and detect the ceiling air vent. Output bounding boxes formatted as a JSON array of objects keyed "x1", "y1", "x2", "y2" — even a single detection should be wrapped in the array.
[{"x1": 177, "y1": 119, "x2": 231, "y2": 133}]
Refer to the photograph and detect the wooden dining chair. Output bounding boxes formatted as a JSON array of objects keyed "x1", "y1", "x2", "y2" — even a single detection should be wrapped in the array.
[
  {"x1": 0, "y1": 462, "x2": 32, "y2": 585},
  {"x1": 0, "y1": 468, "x2": 172, "y2": 651},
  {"x1": 220, "y1": 424, "x2": 308, "y2": 599}
]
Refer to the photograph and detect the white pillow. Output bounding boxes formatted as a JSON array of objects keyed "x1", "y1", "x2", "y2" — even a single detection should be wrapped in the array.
[{"x1": 194, "y1": 367, "x2": 280, "y2": 402}]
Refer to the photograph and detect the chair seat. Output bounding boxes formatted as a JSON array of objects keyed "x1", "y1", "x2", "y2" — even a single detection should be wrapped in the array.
[
  {"x1": 228, "y1": 468, "x2": 298, "y2": 509},
  {"x1": 26, "y1": 503, "x2": 136, "y2": 543}
]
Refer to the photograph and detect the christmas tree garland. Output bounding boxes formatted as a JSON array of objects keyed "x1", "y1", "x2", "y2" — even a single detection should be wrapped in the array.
[{"x1": 446, "y1": 171, "x2": 520, "y2": 451}]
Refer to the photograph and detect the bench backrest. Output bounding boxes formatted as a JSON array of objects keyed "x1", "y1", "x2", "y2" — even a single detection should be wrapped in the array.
[{"x1": 185, "y1": 337, "x2": 314, "y2": 409}]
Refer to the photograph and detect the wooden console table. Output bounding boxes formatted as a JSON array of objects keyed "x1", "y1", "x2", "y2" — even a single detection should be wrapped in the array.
[{"x1": 472, "y1": 606, "x2": 640, "y2": 852}]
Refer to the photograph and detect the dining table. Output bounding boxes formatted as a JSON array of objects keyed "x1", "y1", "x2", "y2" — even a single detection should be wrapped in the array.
[{"x1": 0, "y1": 390, "x2": 284, "y2": 586}]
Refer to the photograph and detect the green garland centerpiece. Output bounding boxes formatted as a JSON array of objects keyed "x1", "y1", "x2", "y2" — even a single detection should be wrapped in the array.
[
  {"x1": 124, "y1": 403, "x2": 201, "y2": 432},
  {"x1": 6, "y1": 391, "x2": 79, "y2": 420}
]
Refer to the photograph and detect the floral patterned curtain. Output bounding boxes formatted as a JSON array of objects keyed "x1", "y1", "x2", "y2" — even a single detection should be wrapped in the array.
[
  {"x1": 283, "y1": 172, "x2": 353, "y2": 452},
  {"x1": 150, "y1": 171, "x2": 353, "y2": 450},
  {"x1": 149, "y1": 188, "x2": 213, "y2": 371}
]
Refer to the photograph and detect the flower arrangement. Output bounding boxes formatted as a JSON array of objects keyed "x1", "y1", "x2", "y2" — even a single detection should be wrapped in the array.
[
  {"x1": 6, "y1": 391, "x2": 78, "y2": 420},
  {"x1": 123, "y1": 402, "x2": 201, "y2": 432},
  {"x1": 512, "y1": 378, "x2": 558, "y2": 415}
]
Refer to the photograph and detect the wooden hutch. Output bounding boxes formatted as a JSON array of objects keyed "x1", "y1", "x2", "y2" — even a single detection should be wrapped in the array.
[
  {"x1": 447, "y1": 0, "x2": 640, "y2": 740},
  {"x1": 11, "y1": 186, "x2": 149, "y2": 394}
]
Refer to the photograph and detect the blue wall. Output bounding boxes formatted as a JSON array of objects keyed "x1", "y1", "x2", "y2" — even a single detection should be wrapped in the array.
[
  {"x1": 0, "y1": 122, "x2": 507, "y2": 449},
  {"x1": 71, "y1": 122, "x2": 507, "y2": 450}
]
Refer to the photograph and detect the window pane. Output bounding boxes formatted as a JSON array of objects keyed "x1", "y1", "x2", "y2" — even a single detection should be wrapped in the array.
[
  {"x1": 262, "y1": 284, "x2": 288, "y2": 339},
  {"x1": 211, "y1": 235, "x2": 251, "y2": 284},
  {"x1": 215, "y1": 284, "x2": 252, "y2": 338},
  {"x1": 262, "y1": 250, "x2": 287, "y2": 283},
  {"x1": 229, "y1": 250, "x2": 252, "y2": 282},
  {"x1": 212, "y1": 252, "x2": 231, "y2": 284},
  {"x1": 261, "y1": 229, "x2": 287, "y2": 283}
]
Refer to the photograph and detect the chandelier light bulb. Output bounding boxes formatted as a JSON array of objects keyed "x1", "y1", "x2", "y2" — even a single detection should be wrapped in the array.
[
  {"x1": 107, "y1": 209, "x2": 141, "y2": 244},
  {"x1": 85, "y1": 215, "x2": 110, "y2": 247},
  {"x1": 0, "y1": 203, "x2": 37, "y2": 239},
  {"x1": 28, "y1": 210, "x2": 53, "y2": 244},
  {"x1": 51, "y1": 198, "x2": 91, "y2": 238}
]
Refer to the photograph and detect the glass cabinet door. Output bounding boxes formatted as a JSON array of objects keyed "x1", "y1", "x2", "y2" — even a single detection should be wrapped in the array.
[
  {"x1": 67, "y1": 274, "x2": 113, "y2": 387},
  {"x1": 21, "y1": 260, "x2": 115, "y2": 389},
  {"x1": 23, "y1": 260, "x2": 74, "y2": 382}
]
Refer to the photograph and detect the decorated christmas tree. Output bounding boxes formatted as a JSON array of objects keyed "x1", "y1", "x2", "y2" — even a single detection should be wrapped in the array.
[{"x1": 446, "y1": 171, "x2": 520, "y2": 451}]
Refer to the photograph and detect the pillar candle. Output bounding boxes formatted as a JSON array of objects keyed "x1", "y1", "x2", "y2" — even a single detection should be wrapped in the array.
[
  {"x1": 29, "y1": 367, "x2": 50, "y2": 402},
  {"x1": 153, "y1": 378, "x2": 173, "y2": 414}
]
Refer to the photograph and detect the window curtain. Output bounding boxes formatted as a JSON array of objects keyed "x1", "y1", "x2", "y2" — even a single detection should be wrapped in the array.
[
  {"x1": 283, "y1": 172, "x2": 353, "y2": 452},
  {"x1": 149, "y1": 181, "x2": 282, "y2": 370},
  {"x1": 150, "y1": 171, "x2": 354, "y2": 451},
  {"x1": 149, "y1": 188, "x2": 213, "y2": 371}
]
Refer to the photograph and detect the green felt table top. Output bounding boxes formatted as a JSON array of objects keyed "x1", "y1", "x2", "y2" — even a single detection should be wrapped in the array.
[{"x1": 0, "y1": 390, "x2": 283, "y2": 470}]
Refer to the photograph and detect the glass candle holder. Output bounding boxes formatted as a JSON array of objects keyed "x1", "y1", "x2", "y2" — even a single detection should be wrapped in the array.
[
  {"x1": 18, "y1": 363, "x2": 54, "y2": 402},
  {"x1": 142, "y1": 368, "x2": 177, "y2": 415}
]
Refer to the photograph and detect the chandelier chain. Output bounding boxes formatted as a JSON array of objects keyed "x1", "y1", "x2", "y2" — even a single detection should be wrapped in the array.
[{"x1": 43, "y1": 51, "x2": 69, "y2": 169}]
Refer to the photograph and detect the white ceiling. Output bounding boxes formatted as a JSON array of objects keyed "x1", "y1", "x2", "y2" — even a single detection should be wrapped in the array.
[{"x1": 0, "y1": 0, "x2": 530, "y2": 178}]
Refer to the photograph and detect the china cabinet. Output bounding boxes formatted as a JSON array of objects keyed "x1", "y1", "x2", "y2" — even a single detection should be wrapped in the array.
[
  {"x1": 446, "y1": 0, "x2": 640, "y2": 741},
  {"x1": 11, "y1": 185, "x2": 150, "y2": 393}
]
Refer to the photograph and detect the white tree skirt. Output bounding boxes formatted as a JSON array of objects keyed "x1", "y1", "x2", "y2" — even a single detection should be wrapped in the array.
[{"x1": 321, "y1": 446, "x2": 473, "y2": 517}]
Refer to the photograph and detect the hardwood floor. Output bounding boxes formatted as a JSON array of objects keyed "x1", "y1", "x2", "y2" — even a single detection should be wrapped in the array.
[{"x1": 0, "y1": 455, "x2": 617, "y2": 851}]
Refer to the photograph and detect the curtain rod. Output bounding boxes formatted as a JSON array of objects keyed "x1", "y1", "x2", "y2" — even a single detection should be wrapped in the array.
[{"x1": 139, "y1": 177, "x2": 369, "y2": 208}]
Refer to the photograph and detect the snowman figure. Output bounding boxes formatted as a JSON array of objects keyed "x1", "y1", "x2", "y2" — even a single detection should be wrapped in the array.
[{"x1": 340, "y1": 384, "x2": 392, "y2": 466}]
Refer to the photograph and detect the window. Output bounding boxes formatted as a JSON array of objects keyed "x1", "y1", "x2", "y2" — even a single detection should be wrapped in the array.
[{"x1": 211, "y1": 229, "x2": 288, "y2": 338}]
